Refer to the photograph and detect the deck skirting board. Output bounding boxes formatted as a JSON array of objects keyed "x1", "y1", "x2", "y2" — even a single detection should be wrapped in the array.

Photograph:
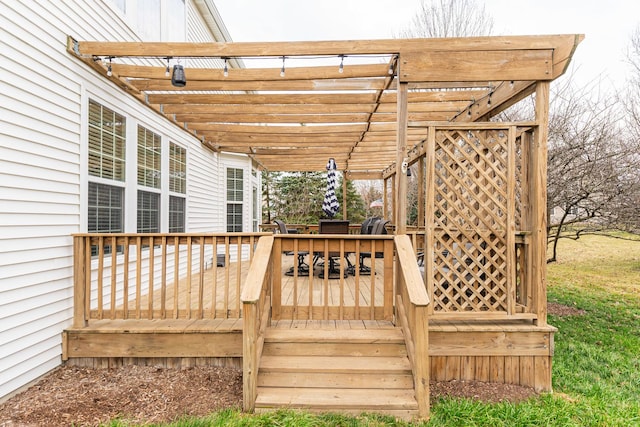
[{"x1": 62, "y1": 321, "x2": 554, "y2": 391}]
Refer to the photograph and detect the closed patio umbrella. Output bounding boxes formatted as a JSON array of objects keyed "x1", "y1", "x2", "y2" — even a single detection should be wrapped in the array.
[{"x1": 322, "y1": 158, "x2": 339, "y2": 217}]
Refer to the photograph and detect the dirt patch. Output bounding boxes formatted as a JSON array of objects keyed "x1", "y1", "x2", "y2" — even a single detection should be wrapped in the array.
[
  {"x1": 548, "y1": 302, "x2": 586, "y2": 316},
  {"x1": 1, "y1": 365, "x2": 537, "y2": 426}
]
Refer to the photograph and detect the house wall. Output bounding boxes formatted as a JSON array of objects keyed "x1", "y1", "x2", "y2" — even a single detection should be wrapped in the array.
[{"x1": 0, "y1": 0, "x2": 253, "y2": 401}]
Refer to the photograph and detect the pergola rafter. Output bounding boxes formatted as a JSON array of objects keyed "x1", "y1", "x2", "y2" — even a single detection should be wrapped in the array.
[{"x1": 67, "y1": 34, "x2": 583, "y2": 174}]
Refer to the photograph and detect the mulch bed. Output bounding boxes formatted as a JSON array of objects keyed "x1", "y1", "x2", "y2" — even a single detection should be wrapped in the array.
[{"x1": 7, "y1": 303, "x2": 591, "y2": 426}]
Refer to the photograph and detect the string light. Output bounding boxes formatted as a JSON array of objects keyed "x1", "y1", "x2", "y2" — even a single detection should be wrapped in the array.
[
  {"x1": 280, "y1": 56, "x2": 286, "y2": 77},
  {"x1": 509, "y1": 80, "x2": 514, "y2": 89},
  {"x1": 338, "y1": 55, "x2": 344, "y2": 73},
  {"x1": 223, "y1": 57, "x2": 228, "y2": 77},
  {"x1": 388, "y1": 57, "x2": 395, "y2": 75},
  {"x1": 106, "y1": 57, "x2": 112, "y2": 77}
]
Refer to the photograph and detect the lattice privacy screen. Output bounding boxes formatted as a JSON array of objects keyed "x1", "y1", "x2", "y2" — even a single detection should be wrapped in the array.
[{"x1": 431, "y1": 129, "x2": 517, "y2": 313}]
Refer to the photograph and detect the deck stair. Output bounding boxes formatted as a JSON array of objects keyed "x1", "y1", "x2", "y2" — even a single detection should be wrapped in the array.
[{"x1": 255, "y1": 325, "x2": 419, "y2": 419}]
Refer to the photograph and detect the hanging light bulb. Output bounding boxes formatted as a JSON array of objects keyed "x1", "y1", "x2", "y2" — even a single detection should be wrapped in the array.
[
  {"x1": 487, "y1": 95, "x2": 492, "y2": 106},
  {"x1": 338, "y1": 55, "x2": 344, "y2": 74},
  {"x1": 388, "y1": 56, "x2": 395, "y2": 75},
  {"x1": 223, "y1": 58, "x2": 228, "y2": 77},
  {"x1": 280, "y1": 56, "x2": 286, "y2": 77},
  {"x1": 165, "y1": 57, "x2": 171, "y2": 77},
  {"x1": 509, "y1": 80, "x2": 515, "y2": 89},
  {"x1": 106, "y1": 57, "x2": 112, "y2": 77}
]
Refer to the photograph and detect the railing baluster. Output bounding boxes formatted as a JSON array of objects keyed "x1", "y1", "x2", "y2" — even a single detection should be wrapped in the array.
[
  {"x1": 97, "y1": 236, "x2": 104, "y2": 320},
  {"x1": 224, "y1": 236, "x2": 231, "y2": 318},
  {"x1": 186, "y1": 236, "x2": 193, "y2": 319},
  {"x1": 369, "y1": 239, "x2": 376, "y2": 320},
  {"x1": 160, "y1": 236, "x2": 167, "y2": 319},
  {"x1": 236, "y1": 236, "x2": 242, "y2": 317},
  {"x1": 148, "y1": 236, "x2": 154, "y2": 320},
  {"x1": 211, "y1": 236, "x2": 218, "y2": 319},
  {"x1": 307, "y1": 238, "x2": 314, "y2": 320},
  {"x1": 339, "y1": 239, "x2": 345, "y2": 320},
  {"x1": 354, "y1": 239, "x2": 361, "y2": 320},
  {"x1": 173, "y1": 236, "x2": 179, "y2": 319},
  {"x1": 135, "y1": 236, "x2": 142, "y2": 319},
  {"x1": 198, "y1": 237, "x2": 205, "y2": 319},
  {"x1": 110, "y1": 236, "x2": 117, "y2": 320},
  {"x1": 123, "y1": 237, "x2": 129, "y2": 319}
]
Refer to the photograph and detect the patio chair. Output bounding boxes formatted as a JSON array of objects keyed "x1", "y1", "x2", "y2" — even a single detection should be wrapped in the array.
[
  {"x1": 357, "y1": 219, "x2": 388, "y2": 275},
  {"x1": 274, "y1": 219, "x2": 309, "y2": 276},
  {"x1": 315, "y1": 219, "x2": 350, "y2": 279}
]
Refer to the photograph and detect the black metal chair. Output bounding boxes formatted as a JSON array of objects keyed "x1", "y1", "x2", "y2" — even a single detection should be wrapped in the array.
[
  {"x1": 315, "y1": 219, "x2": 350, "y2": 279},
  {"x1": 358, "y1": 219, "x2": 388, "y2": 275},
  {"x1": 274, "y1": 219, "x2": 309, "y2": 276}
]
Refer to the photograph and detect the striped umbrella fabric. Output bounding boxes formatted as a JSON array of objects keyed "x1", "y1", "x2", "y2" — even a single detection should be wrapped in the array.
[{"x1": 322, "y1": 158, "x2": 339, "y2": 217}]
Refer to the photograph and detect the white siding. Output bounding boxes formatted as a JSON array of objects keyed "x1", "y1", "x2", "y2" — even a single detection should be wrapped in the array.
[{"x1": 0, "y1": 0, "x2": 251, "y2": 401}]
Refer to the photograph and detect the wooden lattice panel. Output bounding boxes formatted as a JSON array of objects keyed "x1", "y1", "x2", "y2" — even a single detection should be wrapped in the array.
[{"x1": 431, "y1": 129, "x2": 509, "y2": 312}]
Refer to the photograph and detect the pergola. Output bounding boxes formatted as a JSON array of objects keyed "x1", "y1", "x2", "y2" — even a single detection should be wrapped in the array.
[
  {"x1": 66, "y1": 34, "x2": 584, "y2": 417},
  {"x1": 67, "y1": 34, "x2": 582, "y2": 177}
]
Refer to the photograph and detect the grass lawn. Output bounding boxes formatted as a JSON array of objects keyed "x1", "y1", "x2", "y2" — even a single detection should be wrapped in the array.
[{"x1": 109, "y1": 234, "x2": 640, "y2": 427}]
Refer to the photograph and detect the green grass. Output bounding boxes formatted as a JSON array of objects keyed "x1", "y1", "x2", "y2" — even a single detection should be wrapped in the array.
[{"x1": 105, "y1": 235, "x2": 640, "y2": 427}]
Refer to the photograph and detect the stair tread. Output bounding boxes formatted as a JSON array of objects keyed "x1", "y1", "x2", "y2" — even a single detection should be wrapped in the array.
[
  {"x1": 264, "y1": 327, "x2": 404, "y2": 343},
  {"x1": 256, "y1": 387, "x2": 418, "y2": 410},
  {"x1": 260, "y1": 355, "x2": 411, "y2": 373}
]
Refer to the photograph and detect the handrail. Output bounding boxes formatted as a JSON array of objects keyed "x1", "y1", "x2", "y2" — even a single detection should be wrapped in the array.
[
  {"x1": 394, "y1": 234, "x2": 430, "y2": 419},
  {"x1": 240, "y1": 235, "x2": 274, "y2": 412}
]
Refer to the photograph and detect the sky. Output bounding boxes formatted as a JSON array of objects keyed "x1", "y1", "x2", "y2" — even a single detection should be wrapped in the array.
[{"x1": 213, "y1": 0, "x2": 639, "y2": 91}]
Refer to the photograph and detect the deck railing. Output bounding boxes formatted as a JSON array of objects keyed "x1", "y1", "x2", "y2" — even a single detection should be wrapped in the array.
[
  {"x1": 394, "y1": 234, "x2": 430, "y2": 419},
  {"x1": 240, "y1": 235, "x2": 274, "y2": 412},
  {"x1": 72, "y1": 232, "x2": 269, "y2": 327},
  {"x1": 271, "y1": 234, "x2": 395, "y2": 321}
]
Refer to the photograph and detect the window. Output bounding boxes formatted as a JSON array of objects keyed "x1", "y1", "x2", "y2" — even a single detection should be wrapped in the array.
[
  {"x1": 169, "y1": 195, "x2": 185, "y2": 232},
  {"x1": 169, "y1": 142, "x2": 186, "y2": 193},
  {"x1": 87, "y1": 100, "x2": 126, "y2": 242},
  {"x1": 137, "y1": 190, "x2": 160, "y2": 233},
  {"x1": 227, "y1": 168, "x2": 243, "y2": 232},
  {"x1": 88, "y1": 182, "x2": 124, "y2": 233},
  {"x1": 252, "y1": 185, "x2": 259, "y2": 232},
  {"x1": 169, "y1": 142, "x2": 186, "y2": 232},
  {"x1": 88, "y1": 100, "x2": 126, "y2": 181},
  {"x1": 137, "y1": 125, "x2": 161, "y2": 188}
]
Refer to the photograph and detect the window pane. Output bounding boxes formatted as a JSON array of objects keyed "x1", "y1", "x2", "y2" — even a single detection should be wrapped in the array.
[
  {"x1": 169, "y1": 195, "x2": 185, "y2": 232},
  {"x1": 88, "y1": 100, "x2": 126, "y2": 181},
  {"x1": 137, "y1": 125, "x2": 161, "y2": 188},
  {"x1": 226, "y1": 168, "x2": 243, "y2": 202},
  {"x1": 137, "y1": 190, "x2": 160, "y2": 233},
  {"x1": 169, "y1": 142, "x2": 186, "y2": 194},
  {"x1": 88, "y1": 182, "x2": 123, "y2": 233},
  {"x1": 227, "y1": 204, "x2": 243, "y2": 232}
]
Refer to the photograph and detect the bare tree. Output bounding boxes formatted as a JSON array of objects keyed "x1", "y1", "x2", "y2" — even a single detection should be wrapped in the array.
[{"x1": 399, "y1": 0, "x2": 494, "y2": 38}]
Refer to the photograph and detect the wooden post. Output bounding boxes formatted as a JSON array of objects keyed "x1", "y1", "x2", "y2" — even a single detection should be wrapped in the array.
[
  {"x1": 73, "y1": 235, "x2": 88, "y2": 328},
  {"x1": 383, "y1": 177, "x2": 389, "y2": 219},
  {"x1": 243, "y1": 301, "x2": 257, "y2": 412},
  {"x1": 414, "y1": 305, "x2": 430, "y2": 418},
  {"x1": 532, "y1": 82, "x2": 550, "y2": 326},
  {"x1": 425, "y1": 127, "x2": 436, "y2": 314},
  {"x1": 342, "y1": 173, "x2": 348, "y2": 219},
  {"x1": 417, "y1": 157, "x2": 425, "y2": 227},
  {"x1": 395, "y1": 81, "x2": 409, "y2": 234}
]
